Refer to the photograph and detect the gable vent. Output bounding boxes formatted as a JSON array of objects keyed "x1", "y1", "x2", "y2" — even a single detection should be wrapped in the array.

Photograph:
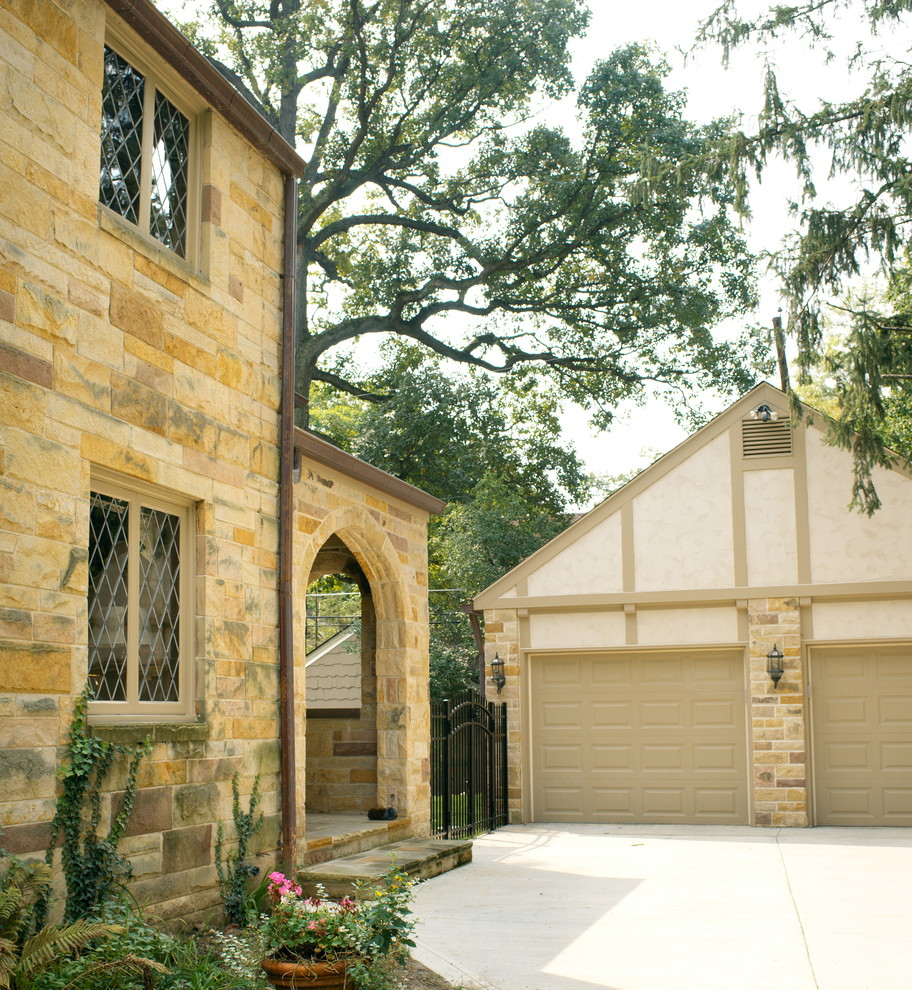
[{"x1": 742, "y1": 418, "x2": 792, "y2": 457}]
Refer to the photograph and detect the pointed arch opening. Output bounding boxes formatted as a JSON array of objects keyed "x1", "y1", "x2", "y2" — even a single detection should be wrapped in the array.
[{"x1": 304, "y1": 534, "x2": 379, "y2": 814}]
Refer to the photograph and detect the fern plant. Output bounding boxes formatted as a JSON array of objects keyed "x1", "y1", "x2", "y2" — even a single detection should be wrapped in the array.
[
  {"x1": 0, "y1": 859, "x2": 120, "y2": 990},
  {"x1": 37, "y1": 689, "x2": 151, "y2": 925},
  {"x1": 215, "y1": 774, "x2": 264, "y2": 927}
]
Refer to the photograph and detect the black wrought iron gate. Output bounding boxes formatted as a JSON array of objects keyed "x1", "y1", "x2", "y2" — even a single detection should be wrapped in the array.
[{"x1": 431, "y1": 689, "x2": 508, "y2": 839}]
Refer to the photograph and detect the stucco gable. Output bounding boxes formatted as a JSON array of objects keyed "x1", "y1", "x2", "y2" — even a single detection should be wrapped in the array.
[{"x1": 474, "y1": 381, "x2": 912, "y2": 608}]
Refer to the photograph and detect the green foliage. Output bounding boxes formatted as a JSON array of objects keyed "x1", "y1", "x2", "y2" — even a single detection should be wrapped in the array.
[
  {"x1": 27, "y1": 902, "x2": 262, "y2": 990},
  {"x1": 38, "y1": 691, "x2": 151, "y2": 925},
  {"x1": 215, "y1": 776, "x2": 265, "y2": 928},
  {"x1": 793, "y1": 282, "x2": 912, "y2": 510},
  {"x1": 431, "y1": 475, "x2": 572, "y2": 596},
  {"x1": 695, "y1": 0, "x2": 912, "y2": 510},
  {"x1": 428, "y1": 636, "x2": 478, "y2": 703},
  {"x1": 167, "y1": 0, "x2": 759, "y2": 426},
  {"x1": 0, "y1": 858, "x2": 122, "y2": 990}
]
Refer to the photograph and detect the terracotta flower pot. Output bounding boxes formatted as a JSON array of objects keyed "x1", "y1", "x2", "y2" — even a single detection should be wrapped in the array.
[{"x1": 261, "y1": 957, "x2": 354, "y2": 989}]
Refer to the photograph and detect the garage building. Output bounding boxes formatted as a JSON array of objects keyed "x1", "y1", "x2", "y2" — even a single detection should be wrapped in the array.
[{"x1": 475, "y1": 383, "x2": 912, "y2": 827}]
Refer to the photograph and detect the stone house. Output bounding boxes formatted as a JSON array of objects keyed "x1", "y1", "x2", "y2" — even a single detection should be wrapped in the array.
[
  {"x1": 476, "y1": 383, "x2": 912, "y2": 829},
  {"x1": 0, "y1": 0, "x2": 442, "y2": 921}
]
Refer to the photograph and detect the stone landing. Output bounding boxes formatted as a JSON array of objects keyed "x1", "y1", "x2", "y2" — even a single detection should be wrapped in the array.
[{"x1": 298, "y1": 837, "x2": 473, "y2": 898}]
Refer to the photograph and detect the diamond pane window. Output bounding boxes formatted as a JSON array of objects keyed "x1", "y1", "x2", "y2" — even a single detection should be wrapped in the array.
[
  {"x1": 88, "y1": 482, "x2": 191, "y2": 716},
  {"x1": 98, "y1": 45, "x2": 193, "y2": 258},
  {"x1": 99, "y1": 48, "x2": 145, "y2": 227},
  {"x1": 150, "y1": 93, "x2": 190, "y2": 254},
  {"x1": 88, "y1": 492, "x2": 130, "y2": 702},
  {"x1": 138, "y1": 507, "x2": 181, "y2": 703}
]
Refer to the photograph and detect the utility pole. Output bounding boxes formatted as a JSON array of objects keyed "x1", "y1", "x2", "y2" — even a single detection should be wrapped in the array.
[{"x1": 772, "y1": 310, "x2": 790, "y2": 392}]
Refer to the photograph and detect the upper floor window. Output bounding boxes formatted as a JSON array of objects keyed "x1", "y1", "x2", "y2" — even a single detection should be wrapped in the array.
[
  {"x1": 88, "y1": 479, "x2": 194, "y2": 719},
  {"x1": 99, "y1": 45, "x2": 192, "y2": 257}
]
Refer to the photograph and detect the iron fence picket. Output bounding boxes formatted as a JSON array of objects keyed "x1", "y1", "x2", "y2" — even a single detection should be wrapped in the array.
[{"x1": 430, "y1": 687, "x2": 508, "y2": 839}]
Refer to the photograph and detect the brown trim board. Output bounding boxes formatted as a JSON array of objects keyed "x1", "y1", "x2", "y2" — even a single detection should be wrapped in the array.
[
  {"x1": 484, "y1": 579, "x2": 912, "y2": 612},
  {"x1": 294, "y1": 428, "x2": 446, "y2": 515}
]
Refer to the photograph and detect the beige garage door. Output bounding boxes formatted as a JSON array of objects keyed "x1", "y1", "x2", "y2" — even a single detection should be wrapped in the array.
[
  {"x1": 530, "y1": 650, "x2": 748, "y2": 824},
  {"x1": 811, "y1": 646, "x2": 912, "y2": 826}
]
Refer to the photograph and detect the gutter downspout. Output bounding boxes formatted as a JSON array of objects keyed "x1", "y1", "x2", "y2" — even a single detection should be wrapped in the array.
[{"x1": 278, "y1": 173, "x2": 298, "y2": 870}]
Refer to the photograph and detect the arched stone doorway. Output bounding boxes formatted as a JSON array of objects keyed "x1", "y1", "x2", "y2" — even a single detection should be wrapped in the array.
[
  {"x1": 304, "y1": 534, "x2": 379, "y2": 814},
  {"x1": 291, "y1": 433, "x2": 445, "y2": 848}
]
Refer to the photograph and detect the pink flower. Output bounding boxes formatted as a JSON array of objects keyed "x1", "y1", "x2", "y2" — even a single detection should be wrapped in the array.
[
  {"x1": 340, "y1": 897, "x2": 356, "y2": 912},
  {"x1": 267, "y1": 871, "x2": 302, "y2": 901}
]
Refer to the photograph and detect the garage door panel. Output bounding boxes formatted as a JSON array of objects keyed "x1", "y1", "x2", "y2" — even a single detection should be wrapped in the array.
[
  {"x1": 812, "y1": 646, "x2": 912, "y2": 826},
  {"x1": 531, "y1": 650, "x2": 748, "y2": 824},
  {"x1": 539, "y1": 787, "x2": 585, "y2": 814},
  {"x1": 883, "y1": 789, "x2": 912, "y2": 817},
  {"x1": 640, "y1": 701, "x2": 683, "y2": 727},
  {"x1": 641, "y1": 745, "x2": 684, "y2": 770},
  {"x1": 540, "y1": 702, "x2": 582, "y2": 728},
  {"x1": 641, "y1": 788, "x2": 686, "y2": 815},
  {"x1": 692, "y1": 699, "x2": 739, "y2": 727},
  {"x1": 593, "y1": 745, "x2": 632, "y2": 769},
  {"x1": 640, "y1": 658, "x2": 684, "y2": 684},
  {"x1": 593, "y1": 789, "x2": 634, "y2": 815},
  {"x1": 540, "y1": 745, "x2": 584, "y2": 770},
  {"x1": 591, "y1": 701, "x2": 633, "y2": 728},
  {"x1": 882, "y1": 742, "x2": 912, "y2": 769},
  {"x1": 693, "y1": 744, "x2": 740, "y2": 771},
  {"x1": 541, "y1": 660, "x2": 581, "y2": 686},
  {"x1": 591, "y1": 659, "x2": 632, "y2": 685},
  {"x1": 822, "y1": 741, "x2": 870, "y2": 769},
  {"x1": 694, "y1": 655, "x2": 743, "y2": 679},
  {"x1": 876, "y1": 654, "x2": 912, "y2": 677},
  {"x1": 693, "y1": 787, "x2": 740, "y2": 817},
  {"x1": 879, "y1": 696, "x2": 912, "y2": 725}
]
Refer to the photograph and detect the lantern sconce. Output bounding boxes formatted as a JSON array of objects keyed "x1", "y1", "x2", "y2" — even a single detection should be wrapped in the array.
[
  {"x1": 750, "y1": 404, "x2": 779, "y2": 422},
  {"x1": 490, "y1": 653, "x2": 506, "y2": 694},
  {"x1": 767, "y1": 644, "x2": 785, "y2": 687}
]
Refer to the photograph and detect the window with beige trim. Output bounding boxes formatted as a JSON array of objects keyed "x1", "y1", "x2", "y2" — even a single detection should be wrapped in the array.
[
  {"x1": 99, "y1": 43, "x2": 195, "y2": 258},
  {"x1": 88, "y1": 480, "x2": 193, "y2": 718}
]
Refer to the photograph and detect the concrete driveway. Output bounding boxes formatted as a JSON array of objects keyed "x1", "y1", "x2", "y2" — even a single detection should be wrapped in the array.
[{"x1": 411, "y1": 824, "x2": 911, "y2": 990}]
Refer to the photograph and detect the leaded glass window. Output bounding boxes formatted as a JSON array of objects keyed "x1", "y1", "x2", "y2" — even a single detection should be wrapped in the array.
[
  {"x1": 99, "y1": 45, "x2": 192, "y2": 257},
  {"x1": 88, "y1": 483, "x2": 190, "y2": 715}
]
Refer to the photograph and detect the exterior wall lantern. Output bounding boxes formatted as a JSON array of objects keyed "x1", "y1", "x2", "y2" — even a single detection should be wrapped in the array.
[
  {"x1": 750, "y1": 404, "x2": 779, "y2": 422},
  {"x1": 767, "y1": 644, "x2": 785, "y2": 687},
  {"x1": 489, "y1": 653, "x2": 506, "y2": 694}
]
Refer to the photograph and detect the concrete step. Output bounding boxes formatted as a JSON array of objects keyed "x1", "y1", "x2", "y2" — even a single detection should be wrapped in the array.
[{"x1": 298, "y1": 838, "x2": 472, "y2": 898}]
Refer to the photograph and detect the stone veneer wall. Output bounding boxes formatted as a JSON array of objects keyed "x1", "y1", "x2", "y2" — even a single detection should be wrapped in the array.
[
  {"x1": 747, "y1": 597, "x2": 808, "y2": 826},
  {"x1": 482, "y1": 609, "x2": 523, "y2": 823},
  {"x1": 0, "y1": 0, "x2": 287, "y2": 922},
  {"x1": 292, "y1": 473, "x2": 434, "y2": 837}
]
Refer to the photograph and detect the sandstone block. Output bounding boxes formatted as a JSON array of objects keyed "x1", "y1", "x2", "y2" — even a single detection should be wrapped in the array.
[
  {"x1": 161, "y1": 826, "x2": 213, "y2": 874},
  {"x1": 174, "y1": 782, "x2": 220, "y2": 827},
  {"x1": 110, "y1": 283, "x2": 164, "y2": 347},
  {"x1": 110, "y1": 786, "x2": 174, "y2": 837},
  {"x1": 0, "y1": 642, "x2": 70, "y2": 692}
]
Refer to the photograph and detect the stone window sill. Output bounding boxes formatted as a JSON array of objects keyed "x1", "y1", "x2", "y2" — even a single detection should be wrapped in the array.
[{"x1": 89, "y1": 721, "x2": 209, "y2": 745}]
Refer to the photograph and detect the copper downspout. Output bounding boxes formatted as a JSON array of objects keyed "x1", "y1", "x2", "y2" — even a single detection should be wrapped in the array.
[{"x1": 278, "y1": 174, "x2": 298, "y2": 869}]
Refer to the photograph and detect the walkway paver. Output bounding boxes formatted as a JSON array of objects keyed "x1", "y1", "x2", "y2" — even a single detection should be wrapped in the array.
[{"x1": 411, "y1": 824, "x2": 911, "y2": 990}]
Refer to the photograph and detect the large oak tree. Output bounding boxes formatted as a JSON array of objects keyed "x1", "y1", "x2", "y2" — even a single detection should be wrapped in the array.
[{"x1": 177, "y1": 0, "x2": 759, "y2": 426}]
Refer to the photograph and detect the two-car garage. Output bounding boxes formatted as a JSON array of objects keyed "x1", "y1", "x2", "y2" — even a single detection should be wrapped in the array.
[
  {"x1": 528, "y1": 646, "x2": 912, "y2": 827},
  {"x1": 478, "y1": 385, "x2": 912, "y2": 830}
]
